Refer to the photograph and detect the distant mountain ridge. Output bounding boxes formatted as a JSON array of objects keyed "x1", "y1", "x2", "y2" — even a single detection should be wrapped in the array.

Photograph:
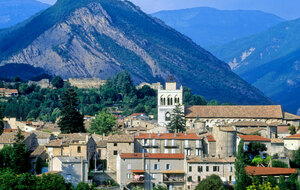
[
  {"x1": 0, "y1": 0, "x2": 50, "y2": 29},
  {"x1": 0, "y1": 0, "x2": 272, "y2": 105},
  {"x1": 210, "y1": 18, "x2": 300, "y2": 113},
  {"x1": 152, "y1": 7, "x2": 284, "y2": 47}
]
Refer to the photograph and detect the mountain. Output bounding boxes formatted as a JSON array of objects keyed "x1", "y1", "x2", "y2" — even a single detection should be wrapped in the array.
[
  {"x1": 0, "y1": 0, "x2": 50, "y2": 29},
  {"x1": 152, "y1": 7, "x2": 284, "y2": 47},
  {"x1": 0, "y1": 0, "x2": 272, "y2": 105},
  {"x1": 210, "y1": 18, "x2": 300, "y2": 113}
]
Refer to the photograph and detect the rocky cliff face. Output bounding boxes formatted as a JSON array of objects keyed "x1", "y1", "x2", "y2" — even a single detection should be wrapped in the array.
[{"x1": 0, "y1": 0, "x2": 272, "y2": 105}]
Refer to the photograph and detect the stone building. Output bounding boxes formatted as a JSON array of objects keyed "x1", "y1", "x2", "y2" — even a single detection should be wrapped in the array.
[
  {"x1": 237, "y1": 135, "x2": 271, "y2": 155},
  {"x1": 68, "y1": 78, "x2": 106, "y2": 89},
  {"x1": 245, "y1": 166, "x2": 297, "y2": 180},
  {"x1": 0, "y1": 131, "x2": 37, "y2": 151},
  {"x1": 186, "y1": 157, "x2": 235, "y2": 190},
  {"x1": 49, "y1": 156, "x2": 89, "y2": 186},
  {"x1": 137, "y1": 82, "x2": 163, "y2": 90},
  {"x1": 28, "y1": 79, "x2": 51, "y2": 89},
  {"x1": 45, "y1": 133, "x2": 96, "y2": 161},
  {"x1": 117, "y1": 153, "x2": 185, "y2": 190},
  {"x1": 283, "y1": 112, "x2": 300, "y2": 126},
  {"x1": 134, "y1": 133, "x2": 204, "y2": 156},
  {"x1": 157, "y1": 80, "x2": 183, "y2": 127},
  {"x1": 284, "y1": 134, "x2": 300, "y2": 150},
  {"x1": 185, "y1": 105, "x2": 285, "y2": 129},
  {"x1": 106, "y1": 134, "x2": 134, "y2": 172},
  {"x1": 270, "y1": 138, "x2": 285, "y2": 157}
]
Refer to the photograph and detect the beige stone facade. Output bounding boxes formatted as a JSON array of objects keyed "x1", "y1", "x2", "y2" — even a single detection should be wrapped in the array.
[
  {"x1": 186, "y1": 157, "x2": 235, "y2": 190},
  {"x1": 134, "y1": 133, "x2": 204, "y2": 157},
  {"x1": 117, "y1": 153, "x2": 185, "y2": 190},
  {"x1": 68, "y1": 78, "x2": 106, "y2": 89}
]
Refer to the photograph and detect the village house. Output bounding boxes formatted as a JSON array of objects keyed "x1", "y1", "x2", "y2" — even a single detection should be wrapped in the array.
[
  {"x1": 237, "y1": 135, "x2": 271, "y2": 155},
  {"x1": 45, "y1": 133, "x2": 96, "y2": 161},
  {"x1": 277, "y1": 124, "x2": 295, "y2": 138},
  {"x1": 49, "y1": 156, "x2": 89, "y2": 186},
  {"x1": 186, "y1": 157, "x2": 235, "y2": 190},
  {"x1": 284, "y1": 134, "x2": 300, "y2": 150},
  {"x1": 245, "y1": 166, "x2": 297, "y2": 180},
  {"x1": 30, "y1": 145, "x2": 49, "y2": 173},
  {"x1": 92, "y1": 134, "x2": 108, "y2": 161},
  {"x1": 270, "y1": 138, "x2": 285, "y2": 158},
  {"x1": 0, "y1": 88, "x2": 18, "y2": 97},
  {"x1": 117, "y1": 153, "x2": 185, "y2": 190},
  {"x1": 282, "y1": 112, "x2": 300, "y2": 126},
  {"x1": 0, "y1": 131, "x2": 37, "y2": 151},
  {"x1": 33, "y1": 131, "x2": 55, "y2": 145},
  {"x1": 134, "y1": 133, "x2": 204, "y2": 156}
]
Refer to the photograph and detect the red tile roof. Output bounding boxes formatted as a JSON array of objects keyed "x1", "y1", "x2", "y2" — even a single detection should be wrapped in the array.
[
  {"x1": 206, "y1": 135, "x2": 216, "y2": 142},
  {"x1": 185, "y1": 105, "x2": 283, "y2": 118},
  {"x1": 120, "y1": 153, "x2": 185, "y2": 159},
  {"x1": 277, "y1": 125, "x2": 291, "y2": 133},
  {"x1": 135, "y1": 133, "x2": 202, "y2": 140},
  {"x1": 284, "y1": 134, "x2": 300, "y2": 139},
  {"x1": 239, "y1": 135, "x2": 270, "y2": 142},
  {"x1": 131, "y1": 170, "x2": 145, "y2": 173},
  {"x1": 131, "y1": 113, "x2": 146, "y2": 117},
  {"x1": 3, "y1": 129, "x2": 18, "y2": 133},
  {"x1": 245, "y1": 166, "x2": 296, "y2": 176}
]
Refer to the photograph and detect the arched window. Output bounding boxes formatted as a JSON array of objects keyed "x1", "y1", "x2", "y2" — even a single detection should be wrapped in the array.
[
  {"x1": 165, "y1": 112, "x2": 171, "y2": 121},
  {"x1": 174, "y1": 95, "x2": 180, "y2": 104},
  {"x1": 167, "y1": 95, "x2": 173, "y2": 105},
  {"x1": 160, "y1": 96, "x2": 166, "y2": 105}
]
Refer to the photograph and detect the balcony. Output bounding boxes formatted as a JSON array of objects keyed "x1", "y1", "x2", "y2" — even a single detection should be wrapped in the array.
[
  {"x1": 162, "y1": 171, "x2": 185, "y2": 183},
  {"x1": 129, "y1": 170, "x2": 145, "y2": 184},
  {"x1": 142, "y1": 144, "x2": 159, "y2": 148},
  {"x1": 164, "y1": 144, "x2": 178, "y2": 148}
]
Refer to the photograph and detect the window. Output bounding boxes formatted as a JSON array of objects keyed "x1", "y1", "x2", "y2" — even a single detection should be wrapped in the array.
[
  {"x1": 127, "y1": 173, "x2": 131, "y2": 179},
  {"x1": 172, "y1": 149, "x2": 176, "y2": 153},
  {"x1": 152, "y1": 174, "x2": 157, "y2": 179},
  {"x1": 165, "y1": 164, "x2": 171, "y2": 170},
  {"x1": 189, "y1": 166, "x2": 192, "y2": 172},
  {"x1": 185, "y1": 140, "x2": 189, "y2": 147},
  {"x1": 145, "y1": 164, "x2": 148, "y2": 170},
  {"x1": 229, "y1": 166, "x2": 233, "y2": 172},
  {"x1": 172, "y1": 139, "x2": 175, "y2": 146},
  {"x1": 66, "y1": 174, "x2": 71, "y2": 182},
  {"x1": 165, "y1": 149, "x2": 169, "y2": 153},
  {"x1": 114, "y1": 143, "x2": 117, "y2": 147},
  {"x1": 113, "y1": 150, "x2": 118, "y2": 155},
  {"x1": 128, "y1": 164, "x2": 131, "y2": 169},
  {"x1": 153, "y1": 164, "x2": 159, "y2": 170},
  {"x1": 153, "y1": 139, "x2": 156, "y2": 146},
  {"x1": 165, "y1": 112, "x2": 171, "y2": 121},
  {"x1": 229, "y1": 176, "x2": 232, "y2": 182},
  {"x1": 98, "y1": 150, "x2": 101, "y2": 157},
  {"x1": 77, "y1": 146, "x2": 81, "y2": 153},
  {"x1": 198, "y1": 166, "x2": 202, "y2": 172},
  {"x1": 213, "y1": 166, "x2": 219, "y2": 172},
  {"x1": 188, "y1": 176, "x2": 192, "y2": 182},
  {"x1": 165, "y1": 139, "x2": 169, "y2": 146},
  {"x1": 198, "y1": 176, "x2": 201, "y2": 182},
  {"x1": 206, "y1": 166, "x2": 209, "y2": 172},
  {"x1": 196, "y1": 149, "x2": 201, "y2": 156},
  {"x1": 129, "y1": 143, "x2": 131, "y2": 145},
  {"x1": 153, "y1": 148, "x2": 157, "y2": 153},
  {"x1": 196, "y1": 140, "x2": 200, "y2": 147},
  {"x1": 185, "y1": 149, "x2": 191, "y2": 156}
]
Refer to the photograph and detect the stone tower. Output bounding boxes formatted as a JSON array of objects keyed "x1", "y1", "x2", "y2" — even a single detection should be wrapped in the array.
[{"x1": 157, "y1": 77, "x2": 183, "y2": 127}]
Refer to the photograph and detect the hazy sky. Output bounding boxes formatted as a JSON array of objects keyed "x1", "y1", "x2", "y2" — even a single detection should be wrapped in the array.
[{"x1": 38, "y1": 0, "x2": 300, "y2": 19}]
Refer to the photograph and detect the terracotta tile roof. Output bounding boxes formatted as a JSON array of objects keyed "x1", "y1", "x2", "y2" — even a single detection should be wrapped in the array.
[
  {"x1": 220, "y1": 126, "x2": 236, "y2": 132},
  {"x1": 131, "y1": 113, "x2": 146, "y2": 117},
  {"x1": 185, "y1": 105, "x2": 283, "y2": 119},
  {"x1": 271, "y1": 138, "x2": 284, "y2": 143},
  {"x1": 33, "y1": 131, "x2": 53, "y2": 139},
  {"x1": 228, "y1": 121, "x2": 277, "y2": 127},
  {"x1": 92, "y1": 134, "x2": 108, "y2": 147},
  {"x1": 245, "y1": 166, "x2": 296, "y2": 176},
  {"x1": 284, "y1": 134, "x2": 300, "y2": 139},
  {"x1": 5, "y1": 89, "x2": 18, "y2": 94},
  {"x1": 135, "y1": 133, "x2": 202, "y2": 140},
  {"x1": 120, "y1": 153, "x2": 185, "y2": 159},
  {"x1": 3, "y1": 129, "x2": 18, "y2": 133},
  {"x1": 277, "y1": 125, "x2": 292, "y2": 133},
  {"x1": 206, "y1": 135, "x2": 216, "y2": 142},
  {"x1": 187, "y1": 156, "x2": 235, "y2": 163},
  {"x1": 131, "y1": 170, "x2": 145, "y2": 173},
  {"x1": 58, "y1": 133, "x2": 90, "y2": 141},
  {"x1": 239, "y1": 135, "x2": 270, "y2": 142},
  {"x1": 283, "y1": 112, "x2": 300, "y2": 120},
  {"x1": 238, "y1": 128, "x2": 263, "y2": 135},
  {"x1": 45, "y1": 139, "x2": 63, "y2": 147},
  {"x1": 0, "y1": 131, "x2": 31, "y2": 144},
  {"x1": 107, "y1": 134, "x2": 134, "y2": 142},
  {"x1": 30, "y1": 145, "x2": 46, "y2": 157}
]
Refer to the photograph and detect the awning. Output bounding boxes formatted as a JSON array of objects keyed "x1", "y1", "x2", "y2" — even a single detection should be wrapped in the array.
[
  {"x1": 162, "y1": 171, "x2": 184, "y2": 174},
  {"x1": 131, "y1": 170, "x2": 145, "y2": 173}
]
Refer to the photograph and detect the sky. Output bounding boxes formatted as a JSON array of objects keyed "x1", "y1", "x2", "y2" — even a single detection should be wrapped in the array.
[{"x1": 38, "y1": 0, "x2": 300, "y2": 20}]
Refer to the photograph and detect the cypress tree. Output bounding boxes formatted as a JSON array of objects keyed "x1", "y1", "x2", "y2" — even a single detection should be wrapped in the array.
[
  {"x1": 0, "y1": 104, "x2": 4, "y2": 135},
  {"x1": 58, "y1": 88, "x2": 85, "y2": 133},
  {"x1": 234, "y1": 139, "x2": 251, "y2": 190},
  {"x1": 167, "y1": 105, "x2": 186, "y2": 133}
]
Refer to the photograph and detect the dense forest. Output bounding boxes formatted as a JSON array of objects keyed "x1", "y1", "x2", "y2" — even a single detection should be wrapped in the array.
[{"x1": 0, "y1": 72, "x2": 223, "y2": 122}]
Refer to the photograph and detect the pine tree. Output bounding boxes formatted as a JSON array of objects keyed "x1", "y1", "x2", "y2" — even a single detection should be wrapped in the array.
[
  {"x1": 167, "y1": 105, "x2": 186, "y2": 133},
  {"x1": 58, "y1": 88, "x2": 85, "y2": 133},
  {"x1": 235, "y1": 139, "x2": 251, "y2": 190}
]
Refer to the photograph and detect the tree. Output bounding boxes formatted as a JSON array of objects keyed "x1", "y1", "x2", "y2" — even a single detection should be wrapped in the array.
[
  {"x1": 36, "y1": 173, "x2": 72, "y2": 190},
  {"x1": 288, "y1": 125, "x2": 296, "y2": 135},
  {"x1": 0, "y1": 104, "x2": 4, "y2": 135},
  {"x1": 247, "y1": 142, "x2": 267, "y2": 156},
  {"x1": 76, "y1": 182, "x2": 96, "y2": 190},
  {"x1": 89, "y1": 109, "x2": 117, "y2": 135},
  {"x1": 246, "y1": 182, "x2": 280, "y2": 190},
  {"x1": 167, "y1": 104, "x2": 186, "y2": 133},
  {"x1": 10, "y1": 128, "x2": 30, "y2": 173},
  {"x1": 195, "y1": 174, "x2": 223, "y2": 190},
  {"x1": 271, "y1": 160, "x2": 288, "y2": 168},
  {"x1": 292, "y1": 147, "x2": 300, "y2": 168},
  {"x1": 235, "y1": 139, "x2": 251, "y2": 190},
  {"x1": 51, "y1": 76, "x2": 64, "y2": 89},
  {"x1": 153, "y1": 185, "x2": 168, "y2": 190},
  {"x1": 36, "y1": 157, "x2": 43, "y2": 174},
  {"x1": 58, "y1": 88, "x2": 85, "y2": 133}
]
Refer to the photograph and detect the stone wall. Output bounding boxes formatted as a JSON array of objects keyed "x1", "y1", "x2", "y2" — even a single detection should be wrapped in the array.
[{"x1": 68, "y1": 78, "x2": 106, "y2": 89}]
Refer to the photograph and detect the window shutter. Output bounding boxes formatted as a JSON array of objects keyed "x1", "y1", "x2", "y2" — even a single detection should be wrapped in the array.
[
  {"x1": 170, "y1": 164, "x2": 172, "y2": 170},
  {"x1": 158, "y1": 164, "x2": 160, "y2": 170},
  {"x1": 165, "y1": 164, "x2": 167, "y2": 170},
  {"x1": 145, "y1": 164, "x2": 148, "y2": 170}
]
